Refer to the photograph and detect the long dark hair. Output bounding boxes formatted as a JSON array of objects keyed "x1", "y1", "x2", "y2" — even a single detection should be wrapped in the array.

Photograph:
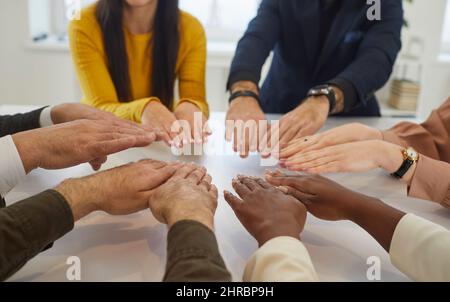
[{"x1": 96, "y1": 0, "x2": 180, "y2": 109}]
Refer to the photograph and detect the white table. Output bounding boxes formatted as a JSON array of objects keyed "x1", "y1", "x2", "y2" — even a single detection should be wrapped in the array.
[{"x1": 4, "y1": 109, "x2": 450, "y2": 282}]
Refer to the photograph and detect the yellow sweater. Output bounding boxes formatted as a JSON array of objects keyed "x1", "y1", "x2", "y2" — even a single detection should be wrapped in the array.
[{"x1": 68, "y1": 4, "x2": 208, "y2": 123}]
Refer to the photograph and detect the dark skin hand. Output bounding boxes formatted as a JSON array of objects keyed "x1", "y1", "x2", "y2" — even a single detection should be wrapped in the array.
[
  {"x1": 224, "y1": 175, "x2": 307, "y2": 247},
  {"x1": 265, "y1": 171, "x2": 407, "y2": 252}
]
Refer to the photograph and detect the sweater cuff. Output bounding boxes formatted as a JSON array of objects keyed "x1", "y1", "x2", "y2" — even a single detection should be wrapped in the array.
[{"x1": 164, "y1": 220, "x2": 230, "y2": 282}]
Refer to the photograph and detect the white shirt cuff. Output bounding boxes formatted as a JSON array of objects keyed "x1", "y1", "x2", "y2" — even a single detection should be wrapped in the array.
[
  {"x1": 39, "y1": 106, "x2": 54, "y2": 127},
  {"x1": 0, "y1": 135, "x2": 27, "y2": 197}
]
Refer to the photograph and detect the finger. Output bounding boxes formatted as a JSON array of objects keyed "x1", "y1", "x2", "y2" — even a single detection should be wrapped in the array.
[
  {"x1": 186, "y1": 167, "x2": 207, "y2": 184},
  {"x1": 279, "y1": 127, "x2": 298, "y2": 149},
  {"x1": 89, "y1": 136, "x2": 146, "y2": 157},
  {"x1": 209, "y1": 184, "x2": 218, "y2": 199},
  {"x1": 169, "y1": 163, "x2": 197, "y2": 181},
  {"x1": 232, "y1": 177, "x2": 251, "y2": 198},
  {"x1": 265, "y1": 174, "x2": 313, "y2": 195},
  {"x1": 239, "y1": 126, "x2": 251, "y2": 158},
  {"x1": 139, "y1": 159, "x2": 167, "y2": 170},
  {"x1": 282, "y1": 186, "x2": 314, "y2": 204},
  {"x1": 199, "y1": 180, "x2": 211, "y2": 191},
  {"x1": 280, "y1": 136, "x2": 319, "y2": 159},
  {"x1": 284, "y1": 149, "x2": 327, "y2": 166},
  {"x1": 237, "y1": 175, "x2": 259, "y2": 191},
  {"x1": 142, "y1": 164, "x2": 178, "y2": 190},
  {"x1": 224, "y1": 190, "x2": 243, "y2": 210},
  {"x1": 286, "y1": 155, "x2": 337, "y2": 172},
  {"x1": 192, "y1": 117, "x2": 204, "y2": 145},
  {"x1": 255, "y1": 178, "x2": 272, "y2": 189},
  {"x1": 305, "y1": 162, "x2": 343, "y2": 174},
  {"x1": 202, "y1": 174, "x2": 213, "y2": 185},
  {"x1": 225, "y1": 119, "x2": 234, "y2": 142}
]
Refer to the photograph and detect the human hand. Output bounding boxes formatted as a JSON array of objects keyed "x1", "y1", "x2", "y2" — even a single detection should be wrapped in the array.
[
  {"x1": 148, "y1": 163, "x2": 218, "y2": 230},
  {"x1": 266, "y1": 171, "x2": 406, "y2": 252},
  {"x1": 225, "y1": 97, "x2": 266, "y2": 158},
  {"x1": 265, "y1": 171, "x2": 370, "y2": 221},
  {"x1": 50, "y1": 103, "x2": 124, "y2": 124},
  {"x1": 55, "y1": 160, "x2": 181, "y2": 221},
  {"x1": 224, "y1": 175, "x2": 307, "y2": 246},
  {"x1": 174, "y1": 102, "x2": 211, "y2": 145},
  {"x1": 141, "y1": 101, "x2": 178, "y2": 146},
  {"x1": 280, "y1": 123, "x2": 383, "y2": 160},
  {"x1": 280, "y1": 140, "x2": 405, "y2": 174},
  {"x1": 12, "y1": 119, "x2": 156, "y2": 173}
]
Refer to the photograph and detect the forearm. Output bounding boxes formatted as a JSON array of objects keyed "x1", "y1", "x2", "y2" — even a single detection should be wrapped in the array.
[
  {"x1": 349, "y1": 196, "x2": 406, "y2": 252},
  {"x1": 0, "y1": 190, "x2": 74, "y2": 280},
  {"x1": 164, "y1": 220, "x2": 231, "y2": 282}
]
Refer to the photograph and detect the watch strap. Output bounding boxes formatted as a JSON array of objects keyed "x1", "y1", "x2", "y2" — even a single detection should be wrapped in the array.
[
  {"x1": 392, "y1": 159, "x2": 414, "y2": 179},
  {"x1": 229, "y1": 90, "x2": 260, "y2": 103}
]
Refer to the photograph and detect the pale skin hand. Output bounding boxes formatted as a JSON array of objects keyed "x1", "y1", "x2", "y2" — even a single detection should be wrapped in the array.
[
  {"x1": 141, "y1": 101, "x2": 178, "y2": 146},
  {"x1": 54, "y1": 160, "x2": 181, "y2": 221},
  {"x1": 224, "y1": 175, "x2": 307, "y2": 246},
  {"x1": 148, "y1": 163, "x2": 218, "y2": 231},
  {"x1": 225, "y1": 81, "x2": 267, "y2": 158},
  {"x1": 12, "y1": 119, "x2": 156, "y2": 173},
  {"x1": 281, "y1": 140, "x2": 411, "y2": 176},
  {"x1": 279, "y1": 123, "x2": 383, "y2": 160},
  {"x1": 173, "y1": 102, "x2": 211, "y2": 145}
]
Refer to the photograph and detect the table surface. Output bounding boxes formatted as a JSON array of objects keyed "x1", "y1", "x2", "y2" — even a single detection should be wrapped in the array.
[{"x1": 4, "y1": 107, "x2": 450, "y2": 282}]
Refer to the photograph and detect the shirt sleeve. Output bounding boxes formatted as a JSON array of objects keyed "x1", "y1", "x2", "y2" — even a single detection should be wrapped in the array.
[
  {"x1": 0, "y1": 190, "x2": 74, "y2": 281},
  {"x1": 382, "y1": 98, "x2": 450, "y2": 161},
  {"x1": 0, "y1": 136, "x2": 26, "y2": 197},
  {"x1": 39, "y1": 106, "x2": 54, "y2": 128},
  {"x1": 0, "y1": 107, "x2": 46, "y2": 137},
  {"x1": 227, "y1": 0, "x2": 281, "y2": 90},
  {"x1": 389, "y1": 214, "x2": 450, "y2": 282},
  {"x1": 243, "y1": 236, "x2": 319, "y2": 282},
  {"x1": 163, "y1": 220, "x2": 231, "y2": 282},
  {"x1": 176, "y1": 17, "x2": 209, "y2": 118},
  {"x1": 68, "y1": 18, "x2": 157, "y2": 123}
]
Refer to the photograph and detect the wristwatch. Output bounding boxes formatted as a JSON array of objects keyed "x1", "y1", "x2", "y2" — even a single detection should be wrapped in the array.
[
  {"x1": 229, "y1": 90, "x2": 260, "y2": 103},
  {"x1": 391, "y1": 147, "x2": 419, "y2": 179},
  {"x1": 307, "y1": 85, "x2": 336, "y2": 114}
]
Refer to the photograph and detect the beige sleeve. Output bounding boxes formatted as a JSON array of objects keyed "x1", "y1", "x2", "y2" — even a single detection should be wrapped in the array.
[
  {"x1": 243, "y1": 236, "x2": 319, "y2": 282},
  {"x1": 390, "y1": 214, "x2": 450, "y2": 281}
]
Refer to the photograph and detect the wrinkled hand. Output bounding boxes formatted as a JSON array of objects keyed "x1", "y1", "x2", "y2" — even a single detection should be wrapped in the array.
[
  {"x1": 55, "y1": 160, "x2": 180, "y2": 220},
  {"x1": 225, "y1": 97, "x2": 267, "y2": 158},
  {"x1": 148, "y1": 163, "x2": 218, "y2": 230},
  {"x1": 141, "y1": 101, "x2": 178, "y2": 146},
  {"x1": 13, "y1": 119, "x2": 156, "y2": 173},
  {"x1": 280, "y1": 123, "x2": 383, "y2": 160},
  {"x1": 174, "y1": 102, "x2": 211, "y2": 146},
  {"x1": 224, "y1": 175, "x2": 307, "y2": 246},
  {"x1": 265, "y1": 171, "x2": 371, "y2": 221},
  {"x1": 280, "y1": 140, "x2": 404, "y2": 174}
]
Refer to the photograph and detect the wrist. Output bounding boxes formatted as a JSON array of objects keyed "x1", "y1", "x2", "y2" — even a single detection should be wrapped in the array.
[
  {"x1": 256, "y1": 222, "x2": 302, "y2": 247},
  {"x1": 166, "y1": 207, "x2": 215, "y2": 231},
  {"x1": 376, "y1": 142, "x2": 404, "y2": 173},
  {"x1": 54, "y1": 178, "x2": 98, "y2": 221},
  {"x1": 304, "y1": 96, "x2": 330, "y2": 115},
  {"x1": 12, "y1": 131, "x2": 42, "y2": 174},
  {"x1": 231, "y1": 81, "x2": 259, "y2": 94}
]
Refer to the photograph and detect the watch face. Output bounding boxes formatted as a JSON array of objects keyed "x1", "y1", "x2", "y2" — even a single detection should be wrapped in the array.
[{"x1": 406, "y1": 148, "x2": 418, "y2": 160}]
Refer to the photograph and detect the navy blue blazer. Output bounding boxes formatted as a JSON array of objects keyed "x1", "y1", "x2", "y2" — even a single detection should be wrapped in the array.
[{"x1": 228, "y1": 0, "x2": 403, "y2": 116}]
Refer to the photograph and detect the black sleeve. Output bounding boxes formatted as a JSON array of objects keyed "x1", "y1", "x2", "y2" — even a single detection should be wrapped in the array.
[
  {"x1": 0, "y1": 107, "x2": 47, "y2": 137},
  {"x1": 328, "y1": 77, "x2": 358, "y2": 112},
  {"x1": 227, "y1": 0, "x2": 281, "y2": 91},
  {"x1": 164, "y1": 220, "x2": 232, "y2": 282},
  {"x1": 0, "y1": 190, "x2": 74, "y2": 281}
]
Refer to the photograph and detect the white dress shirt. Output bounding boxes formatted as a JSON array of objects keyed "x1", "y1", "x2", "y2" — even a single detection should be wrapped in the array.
[
  {"x1": 0, "y1": 107, "x2": 53, "y2": 197},
  {"x1": 390, "y1": 213, "x2": 450, "y2": 281},
  {"x1": 244, "y1": 236, "x2": 319, "y2": 282}
]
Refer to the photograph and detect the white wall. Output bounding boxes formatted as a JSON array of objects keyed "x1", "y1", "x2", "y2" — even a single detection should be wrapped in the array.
[{"x1": 1, "y1": 0, "x2": 449, "y2": 117}]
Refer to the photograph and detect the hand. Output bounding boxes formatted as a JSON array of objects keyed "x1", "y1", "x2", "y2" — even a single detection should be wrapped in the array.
[
  {"x1": 148, "y1": 163, "x2": 218, "y2": 230},
  {"x1": 225, "y1": 97, "x2": 266, "y2": 158},
  {"x1": 224, "y1": 175, "x2": 307, "y2": 246},
  {"x1": 265, "y1": 171, "x2": 369, "y2": 221},
  {"x1": 51, "y1": 103, "x2": 124, "y2": 124},
  {"x1": 141, "y1": 101, "x2": 178, "y2": 146},
  {"x1": 280, "y1": 123, "x2": 383, "y2": 160},
  {"x1": 55, "y1": 160, "x2": 181, "y2": 221},
  {"x1": 12, "y1": 119, "x2": 156, "y2": 173},
  {"x1": 276, "y1": 97, "x2": 329, "y2": 150},
  {"x1": 174, "y1": 102, "x2": 211, "y2": 145},
  {"x1": 281, "y1": 140, "x2": 405, "y2": 175},
  {"x1": 266, "y1": 171, "x2": 406, "y2": 252}
]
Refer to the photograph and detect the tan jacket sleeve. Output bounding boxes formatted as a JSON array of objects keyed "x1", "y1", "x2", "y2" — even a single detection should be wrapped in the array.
[
  {"x1": 243, "y1": 236, "x2": 318, "y2": 282},
  {"x1": 390, "y1": 214, "x2": 450, "y2": 281}
]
